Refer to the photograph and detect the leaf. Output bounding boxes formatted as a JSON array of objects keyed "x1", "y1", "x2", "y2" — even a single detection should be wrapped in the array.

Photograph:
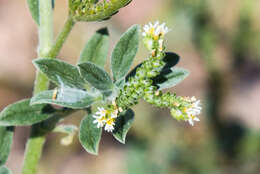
[
  {"x1": 0, "y1": 166, "x2": 12, "y2": 174},
  {"x1": 78, "y1": 62, "x2": 113, "y2": 91},
  {"x1": 79, "y1": 28, "x2": 109, "y2": 67},
  {"x1": 111, "y1": 25, "x2": 140, "y2": 81},
  {"x1": 0, "y1": 127, "x2": 13, "y2": 166},
  {"x1": 79, "y1": 114, "x2": 102, "y2": 155},
  {"x1": 53, "y1": 124, "x2": 78, "y2": 146},
  {"x1": 0, "y1": 99, "x2": 54, "y2": 126},
  {"x1": 31, "y1": 88, "x2": 98, "y2": 109},
  {"x1": 153, "y1": 67, "x2": 189, "y2": 90},
  {"x1": 33, "y1": 58, "x2": 86, "y2": 89},
  {"x1": 27, "y1": 0, "x2": 39, "y2": 25},
  {"x1": 52, "y1": 0, "x2": 55, "y2": 8},
  {"x1": 126, "y1": 52, "x2": 180, "y2": 81},
  {"x1": 113, "y1": 109, "x2": 134, "y2": 144}
]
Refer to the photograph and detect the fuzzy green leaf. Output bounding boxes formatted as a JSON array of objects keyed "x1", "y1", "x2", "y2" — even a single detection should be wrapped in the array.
[
  {"x1": 0, "y1": 127, "x2": 13, "y2": 166},
  {"x1": 155, "y1": 67, "x2": 189, "y2": 90},
  {"x1": 27, "y1": 0, "x2": 39, "y2": 25},
  {"x1": 0, "y1": 99, "x2": 54, "y2": 126},
  {"x1": 0, "y1": 166, "x2": 12, "y2": 174},
  {"x1": 31, "y1": 88, "x2": 98, "y2": 109},
  {"x1": 78, "y1": 62, "x2": 113, "y2": 91},
  {"x1": 34, "y1": 58, "x2": 86, "y2": 89},
  {"x1": 113, "y1": 109, "x2": 134, "y2": 144},
  {"x1": 79, "y1": 28, "x2": 109, "y2": 67},
  {"x1": 79, "y1": 114, "x2": 102, "y2": 155},
  {"x1": 111, "y1": 25, "x2": 140, "y2": 81}
]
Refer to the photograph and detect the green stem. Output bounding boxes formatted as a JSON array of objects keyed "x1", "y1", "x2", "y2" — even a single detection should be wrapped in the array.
[
  {"x1": 22, "y1": 1, "x2": 76, "y2": 174},
  {"x1": 22, "y1": 1, "x2": 53, "y2": 174},
  {"x1": 47, "y1": 17, "x2": 75, "y2": 58}
]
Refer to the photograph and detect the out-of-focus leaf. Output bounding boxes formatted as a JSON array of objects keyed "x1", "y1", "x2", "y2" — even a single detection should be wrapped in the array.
[
  {"x1": 78, "y1": 62, "x2": 113, "y2": 91},
  {"x1": 79, "y1": 114, "x2": 102, "y2": 155},
  {"x1": 154, "y1": 67, "x2": 189, "y2": 89},
  {"x1": 27, "y1": 0, "x2": 39, "y2": 25},
  {"x1": 53, "y1": 124, "x2": 78, "y2": 146},
  {"x1": 113, "y1": 109, "x2": 134, "y2": 144},
  {"x1": 0, "y1": 166, "x2": 12, "y2": 174},
  {"x1": 79, "y1": 28, "x2": 109, "y2": 67},
  {"x1": 0, "y1": 127, "x2": 13, "y2": 166},
  {"x1": 0, "y1": 99, "x2": 54, "y2": 126},
  {"x1": 31, "y1": 88, "x2": 98, "y2": 109},
  {"x1": 111, "y1": 25, "x2": 140, "y2": 81},
  {"x1": 33, "y1": 58, "x2": 86, "y2": 89}
]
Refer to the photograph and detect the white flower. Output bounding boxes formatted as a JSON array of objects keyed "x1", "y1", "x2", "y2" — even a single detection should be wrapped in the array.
[
  {"x1": 184, "y1": 97, "x2": 202, "y2": 126},
  {"x1": 93, "y1": 107, "x2": 107, "y2": 128},
  {"x1": 96, "y1": 107, "x2": 106, "y2": 117},
  {"x1": 187, "y1": 115, "x2": 200, "y2": 126},
  {"x1": 142, "y1": 21, "x2": 169, "y2": 38},
  {"x1": 104, "y1": 118, "x2": 115, "y2": 132}
]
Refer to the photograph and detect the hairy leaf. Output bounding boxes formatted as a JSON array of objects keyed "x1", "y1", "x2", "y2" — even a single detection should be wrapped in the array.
[
  {"x1": 113, "y1": 109, "x2": 134, "y2": 144},
  {"x1": 31, "y1": 88, "x2": 98, "y2": 109},
  {"x1": 34, "y1": 58, "x2": 86, "y2": 89},
  {"x1": 79, "y1": 114, "x2": 102, "y2": 155},
  {"x1": 78, "y1": 62, "x2": 113, "y2": 91},
  {"x1": 111, "y1": 25, "x2": 140, "y2": 81},
  {"x1": 0, "y1": 166, "x2": 12, "y2": 174},
  {"x1": 0, "y1": 99, "x2": 54, "y2": 126},
  {"x1": 27, "y1": 0, "x2": 39, "y2": 25},
  {"x1": 79, "y1": 28, "x2": 109, "y2": 67},
  {"x1": 0, "y1": 127, "x2": 13, "y2": 166}
]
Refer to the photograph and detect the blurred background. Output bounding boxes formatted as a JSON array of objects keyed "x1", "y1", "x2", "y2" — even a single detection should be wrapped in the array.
[{"x1": 1, "y1": 0, "x2": 260, "y2": 173}]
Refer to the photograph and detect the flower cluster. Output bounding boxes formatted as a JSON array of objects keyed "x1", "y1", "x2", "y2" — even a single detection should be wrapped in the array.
[
  {"x1": 93, "y1": 21, "x2": 202, "y2": 132},
  {"x1": 93, "y1": 104, "x2": 120, "y2": 132}
]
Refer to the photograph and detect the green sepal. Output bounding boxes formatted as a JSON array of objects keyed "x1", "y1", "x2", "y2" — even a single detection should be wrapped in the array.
[
  {"x1": 113, "y1": 109, "x2": 134, "y2": 144},
  {"x1": 27, "y1": 0, "x2": 39, "y2": 25},
  {"x1": 0, "y1": 166, "x2": 12, "y2": 174},
  {"x1": 30, "y1": 88, "x2": 99, "y2": 109},
  {"x1": 78, "y1": 62, "x2": 113, "y2": 91},
  {"x1": 0, "y1": 99, "x2": 55, "y2": 126},
  {"x1": 79, "y1": 28, "x2": 109, "y2": 67},
  {"x1": 111, "y1": 25, "x2": 140, "y2": 82},
  {"x1": 33, "y1": 58, "x2": 86, "y2": 89},
  {"x1": 79, "y1": 114, "x2": 102, "y2": 155},
  {"x1": 0, "y1": 126, "x2": 13, "y2": 166}
]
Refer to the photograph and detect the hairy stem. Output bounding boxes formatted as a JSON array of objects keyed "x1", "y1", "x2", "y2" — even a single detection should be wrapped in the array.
[
  {"x1": 22, "y1": 1, "x2": 53, "y2": 174},
  {"x1": 22, "y1": 1, "x2": 76, "y2": 174},
  {"x1": 47, "y1": 17, "x2": 75, "y2": 58}
]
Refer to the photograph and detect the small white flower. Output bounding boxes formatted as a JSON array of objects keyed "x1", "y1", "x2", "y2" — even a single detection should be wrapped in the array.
[
  {"x1": 96, "y1": 107, "x2": 106, "y2": 117},
  {"x1": 187, "y1": 115, "x2": 200, "y2": 126},
  {"x1": 93, "y1": 107, "x2": 107, "y2": 128},
  {"x1": 142, "y1": 21, "x2": 169, "y2": 38},
  {"x1": 93, "y1": 115, "x2": 105, "y2": 128},
  {"x1": 184, "y1": 97, "x2": 202, "y2": 126},
  {"x1": 104, "y1": 118, "x2": 115, "y2": 132}
]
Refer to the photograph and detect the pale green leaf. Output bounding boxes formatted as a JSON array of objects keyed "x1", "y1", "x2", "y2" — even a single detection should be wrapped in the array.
[
  {"x1": 78, "y1": 62, "x2": 113, "y2": 91},
  {"x1": 0, "y1": 127, "x2": 13, "y2": 166},
  {"x1": 0, "y1": 99, "x2": 53, "y2": 126},
  {"x1": 27, "y1": 0, "x2": 39, "y2": 25},
  {"x1": 79, "y1": 114, "x2": 102, "y2": 155},
  {"x1": 33, "y1": 58, "x2": 86, "y2": 89},
  {"x1": 0, "y1": 166, "x2": 12, "y2": 174},
  {"x1": 111, "y1": 25, "x2": 140, "y2": 81},
  {"x1": 79, "y1": 28, "x2": 109, "y2": 67},
  {"x1": 31, "y1": 88, "x2": 98, "y2": 109}
]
